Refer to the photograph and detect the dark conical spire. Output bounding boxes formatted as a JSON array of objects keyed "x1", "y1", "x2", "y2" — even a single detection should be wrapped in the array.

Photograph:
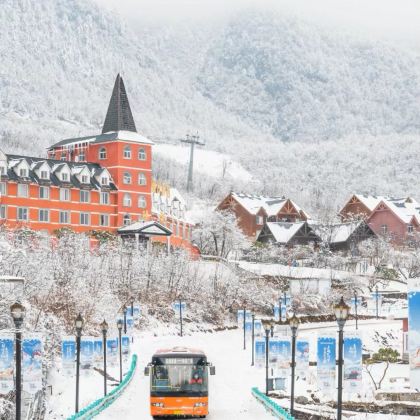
[{"x1": 102, "y1": 74, "x2": 137, "y2": 134}]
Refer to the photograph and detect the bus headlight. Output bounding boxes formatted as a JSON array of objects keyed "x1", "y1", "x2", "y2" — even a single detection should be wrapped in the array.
[
  {"x1": 194, "y1": 402, "x2": 207, "y2": 407},
  {"x1": 152, "y1": 402, "x2": 164, "y2": 407}
]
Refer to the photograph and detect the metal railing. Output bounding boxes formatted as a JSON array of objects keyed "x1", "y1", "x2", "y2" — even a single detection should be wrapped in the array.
[
  {"x1": 67, "y1": 354, "x2": 137, "y2": 420},
  {"x1": 251, "y1": 387, "x2": 295, "y2": 420}
]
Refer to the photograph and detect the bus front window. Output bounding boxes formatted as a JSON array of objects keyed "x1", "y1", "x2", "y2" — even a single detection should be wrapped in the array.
[{"x1": 151, "y1": 358, "x2": 208, "y2": 396}]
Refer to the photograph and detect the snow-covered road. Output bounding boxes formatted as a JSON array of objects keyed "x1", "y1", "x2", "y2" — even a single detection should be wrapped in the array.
[{"x1": 98, "y1": 329, "x2": 273, "y2": 420}]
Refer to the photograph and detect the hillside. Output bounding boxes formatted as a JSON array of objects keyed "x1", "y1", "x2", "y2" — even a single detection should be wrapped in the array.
[{"x1": 1, "y1": 0, "x2": 420, "y2": 215}]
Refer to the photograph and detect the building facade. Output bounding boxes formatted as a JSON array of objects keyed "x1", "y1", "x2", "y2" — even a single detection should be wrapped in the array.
[{"x1": 0, "y1": 75, "x2": 194, "y2": 250}]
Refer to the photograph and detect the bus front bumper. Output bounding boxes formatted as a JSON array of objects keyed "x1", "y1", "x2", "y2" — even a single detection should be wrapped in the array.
[{"x1": 150, "y1": 397, "x2": 208, "y2": 417}]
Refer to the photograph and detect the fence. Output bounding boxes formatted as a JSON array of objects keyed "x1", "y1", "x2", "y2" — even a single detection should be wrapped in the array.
[
  {"x1": 251, "y1": 387, "x2": 295, "y2": 420},
  {"x1": 67, "y1": 354, "x2": 137, "y2": 420}
]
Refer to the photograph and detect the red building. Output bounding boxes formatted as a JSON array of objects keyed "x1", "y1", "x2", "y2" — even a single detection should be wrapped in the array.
[
  {"x1": 217, "y1": 192, "x2": 308, "y2": 239},
  {"x1": 0, "y1": 74, "x2": 194, "y2": 250},
  {"x1": 339, "y1": 194, "x2": 388, "y2": 221}
]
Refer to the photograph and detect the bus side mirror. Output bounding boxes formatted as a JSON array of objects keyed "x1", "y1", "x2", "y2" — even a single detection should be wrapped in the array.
[
  {"x1": 144, "y1": 367, "x2": 150, "y2": 376},
  {"x1": 209, "y1": 366, "x2": 216, "y2": 375}
]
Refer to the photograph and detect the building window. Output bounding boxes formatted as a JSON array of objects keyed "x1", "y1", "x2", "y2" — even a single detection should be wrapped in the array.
[
  {"x1": 39, "y1": 186, "x2": 50, "y2": 199},
  {"x1": 40, "y1": 170, "x2": 49, "y2": 179},
  {"x1": 81, "y1": 175, "x2": 89, "y2": 184},
  {"x1": 408, "y1": 225, "x2": 414, "y2": 233},
  {"x1": 138, "y1": 148, "x2": 146, "y2": 160},
  {"x1": 138, "y1": 195, "x2": 146, "y2": 209},
  {"x1": 19, "y1": 168, "x2": 28, "y2": 177},
  {"x1": 0, "y1": 205, "x2": 6, "y2": 219},
  {"x1": 17, "y1": 184, "x2": 28, "y2": 198},
  {"x1": 123, "y1": 193, "x2": 132, "y2": 207},
  {"x1": 99, "y1": 147, "x2": 107, "y2": 160},
  {"x1": 138, "y1": 173, "x2": 146, "y2": 186},
  {"x1": 101, "y1": 176, "x2": 109, "y2": 186},
  {"x1": 0, "y1": 182, "x2": 6, "y2": 195},
  {"x1": 78, "y1": 152, "x2": 85, "y2": 162},
  {"x1": 80, "y1": 212, "x2": 90, "y2": 226},
  {"x1": 80, "y1": 190, "x2": 90, "y2": 203},
  {"x1": 100, "y1": 214, "x2": 109, "y2": 227},
  {"x1": 123, "y1": 172, "x2": 132, "y2": 184},
  {"x1": 39, "y1": 209, "x2": 49, "y2": 223},
  {"x1": 381, "y1": 224, "x2": 388, "y2": 235},
  {"x1": 100, "y1": 191, "x2": 110, "y2": 205},
  {"x1": 0, "y1": 165, "x2": 6, "y2": 175},
  {"x1": 17, "y1": 207, "x2": 28, "y2": 221},
  {"x1": 60, "y1": 188, "x2": 70, "y2": 201},
  {"x1": 61, "y1": 172, "x2": 69, "y2": 182},
  {"x1": 123, "y1": 214, "x2": 131, "y2": 225},
  {"x1": 256, "y1": 215, "x2": 264, "y2": 225},
  {"x1": 60, "y1": 153, "x2": 66, "y2": 161},
  {"x1": 59, "y1": 211, "x2": 70, "y2": 224},
  {"x1": 123, "y1": 146, "x2": 131, "y2": 159}
]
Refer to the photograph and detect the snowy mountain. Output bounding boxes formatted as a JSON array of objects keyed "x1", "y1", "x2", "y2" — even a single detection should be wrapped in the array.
[{"x1": 1, "y1": 0, "x2": 420, "y2": 213}]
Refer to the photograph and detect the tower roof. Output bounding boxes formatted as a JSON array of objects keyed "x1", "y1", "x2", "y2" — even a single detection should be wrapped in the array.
[{"x1": 102, "y1": 74, "x2": 137, "y2": 134}]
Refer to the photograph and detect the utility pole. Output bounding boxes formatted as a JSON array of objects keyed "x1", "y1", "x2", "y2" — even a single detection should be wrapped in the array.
[{"x1": 181, "y1": 133, "x2": 205, "y2": 192}]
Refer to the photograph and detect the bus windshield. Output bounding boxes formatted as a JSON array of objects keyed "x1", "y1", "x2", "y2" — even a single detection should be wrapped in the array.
[{"x1": 151, "y1": 356, "x2": 208, "y2": 396}]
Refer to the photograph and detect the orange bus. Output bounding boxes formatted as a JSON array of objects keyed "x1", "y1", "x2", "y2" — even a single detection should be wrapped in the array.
[{"x1": 145, "y1": 347, "x2": 215, "y2": 418}]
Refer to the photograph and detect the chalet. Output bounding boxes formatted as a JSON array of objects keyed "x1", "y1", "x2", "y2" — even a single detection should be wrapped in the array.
[
  {"x1": 339, "y1": 194, "x2": 390, "y2": 221},
  {"x1": 217, "y1": 192, "x2": 308, "y2": 239},
  {"x1": 367, "y1": 197, "x2": 420, "y2": 245},
  {"x1": 257, "y1": 222, "x2": 319, "y2": 247}
]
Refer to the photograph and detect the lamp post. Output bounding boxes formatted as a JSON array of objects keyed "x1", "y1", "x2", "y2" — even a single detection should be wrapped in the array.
[
  {"x1": 334, "y1": 296, "x2": 350, "y2": 420},
  {"x1": 123, "y1": 305, "x2": 127, "y2": 334},
  {"x1": 100, "y1": 319, "x2": 108, "y2": 396},
  {"x1": 117, "y1": 319, "x2": 123, "y2": 383},
  {"x1": 375, "y1": 285, "x2": 379, "y2": 320},
  {"x1": 243, "y1": 307, "x2": 246, "y2": 350},
  {"x1": 179, "y1": 298, "x2": 183, "y2": 337},
  {"x1": 288, "y1": 313, "x2": 300, "y2": 417},
  {"x1": 270, "y1": 325, "x2": 274, "y2": 338},
  {"x1": 74, "y1": 313, "x2": 84, "y2": 413},
  {"x1": 262, "y1": 320, "x2": 272, "y2": 396},
  {"x1": 10, "y1": 302, "x2": 25, "y2": 420},
  {"x1": 353, "y1": 290, "x2": 358, "y2": 330},
  {"x1": 251, "y1": 314, "x2": 255, "y2": 366}
]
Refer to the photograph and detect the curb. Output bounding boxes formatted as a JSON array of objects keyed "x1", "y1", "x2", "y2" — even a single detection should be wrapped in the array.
[{"x1": 251, "y1": 387, "x2": 295, "y2": 420}]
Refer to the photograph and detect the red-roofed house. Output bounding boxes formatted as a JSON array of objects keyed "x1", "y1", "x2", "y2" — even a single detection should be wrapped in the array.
[{"x1": 339, "y1": 194, "x2": 390, "y2": 221}]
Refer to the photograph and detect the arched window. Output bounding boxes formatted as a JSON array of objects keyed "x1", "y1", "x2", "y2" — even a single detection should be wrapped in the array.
[
  {"x1": 99, "y1": 147, "x2": 107, "y2": 160},
  {"x1": 138, "y1": 172, "x2": 147, "y2": 185},
  {"x1": 138, "y1": 148, "x2": 146, "y2": 160},
  {"x1": 123, "y1": 193, "x2": 132, "y2": 207},
  {"x1": 138, "y1": 195, "x2": 146, "y2": 209},
  {"x1": 123, "y1": 172, "x2": 132, "y2": 184},
  {"x1": 123, "y1": 214, "x2": 131, "y2": 226},
  {"x1": 123, "y1": 146, "x2": 131, "y2": 159}
]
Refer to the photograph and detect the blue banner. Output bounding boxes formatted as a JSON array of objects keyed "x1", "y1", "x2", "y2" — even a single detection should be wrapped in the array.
[
  {"x1": 343, "y1": 333, "x2": 362, "y2": 391},
  {"x1": 269, "y1": 339, "x2": 280, "y2": 366},
  {"x1": 80, "y1": 337, "x2": 94, "y2": 369},
  {"x1": 296, "y1": 339, "x2": 310, "y2": 377},
  {"x1": 408, "y1": 279, "x2": 420, "y2": 388},
  {"x1": 237, "y1": 310, "x2": 252, "y2": 327},
  {"x1": 126, "y1": 316, "x2": 134, "y2": 334},
  {"x1": 122, "y1": 335, "x2": 130, "y2": 360},
  {"x1": 93, "y1": 338, "x2": 103, "y2": 368},
  {"x1": 22, "y1": 335, "x2": 43, "y2": 394},
  {"x1": 254, "y1": 319, "x2": 263, "y2": 336},
  {"x1": 0, "y1": 335, "x2": 14, "y2": 394},
  {"x1": 173, "y1": 301, "x2": 187, "y2": 313},
  {"x1": 274, "y1": 305, "x2": 280, "y2": 322},
  {"x1": 107, "y1": 338, "x2": 118, "y2": 366},
  {"x1": 62, "y1": 336, "x2": 75, "y2": 373},
  {"x1": 127, "y1": 305, "x2": 141, "y2": 319},
  {"x1": 277, "y1": 338, "x2": 291, "y2": 374},
  {"x1": 281, "y1": 306, "x2": 287, "y2": 322},
  {"x1": 245, "y1": 321, "x2": 253, "y2": 337},
  {"x1": 255, "y1": 339, "x2": 266, "y2": 369},
  {"x1": 317, "y1": 335, "x2": 336, "y2": 393}
]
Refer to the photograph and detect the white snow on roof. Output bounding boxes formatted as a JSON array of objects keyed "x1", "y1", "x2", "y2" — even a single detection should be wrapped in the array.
[
  {"x1": 311, "y1": 221, "x2": 363, "y2": 244},
  {"x1": 100, "y1": 131, "x2": 154, "y2": 145},
  {"x1": 231, "y1": 192, "x2": 308, "y2": 218},
  {"x1": 263, "y1": 222, "x2": 305, "y2": 244},
  {"x1": 383, "y1": 197, "x2": 420, "y2": 224},
  {"x1": 354, "y1": 194, "x2": 389, "y2": 211}
]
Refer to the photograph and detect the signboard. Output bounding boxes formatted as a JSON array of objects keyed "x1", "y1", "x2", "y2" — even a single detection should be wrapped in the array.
[
  {"x1": 408, "y1": 278, "x2": 420, "y2": 388},
  {"x1": 317, "y1": 334, "x2": 336, "y2": 393},
  {"x1": 296, "y1": 339, "x2": 310, "y2": 378},
  {"x1": 0, "y1": 334, "x2": 14, "y2": 394},
  {"x1": 277, "y1": 337, "x2": 291, "y2": 376},
  {"x1": 22, "y1": 335, "x2": 43, "y2": 394},
  {"x1": 255, "y1": 338, "x2": 266, "y2": 369},
  {"x1": 343, "y1": 333, "x2": 362, "y2": 391},
  {"x1": 80, "y1": 337, "x2": 94, "y2": 369},
  {"x1": 93, "y1": 338, "x2": 103, "y2": 368},
  {"x1": 106, "y1": 338, "x2": 119, "y2": 366},
  {"x1": 61, "y1": 336, "x2": 75, "y2": 373}
]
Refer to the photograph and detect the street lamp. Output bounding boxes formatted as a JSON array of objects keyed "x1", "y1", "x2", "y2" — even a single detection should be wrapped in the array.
[
  {"x1": 353, "y1": 290, "x2": 358, "y2": 330},
  {"x1": 334, "y1": 297, "x2": 350, "y2": 420},
  {"x1": 123, "y1": 305, "x2": 127, "y2": 334},
  {"x1": 74, "y1": 313, "x2": 84, "y2": 414},
  {"x1": 117, "y1": 319, "x2": 123, "y2": 383},
  {"x1": 10, "y1": 302, "x2": 25, "y2": 420},
  {"x1": 243, "y1": 307, "x2": 246, "y2": 350},
  {"x1": 262, "y1": 320, "x2": 272, "y2": 396},
  {"x1": 288, "y1": 313, "x2": 300, "y2": 417},
  {"x1": 251, "y1": 314, "x2": 255, "y2": 366},
  {"x1": 100, "y1": 319, "x2": 108, "y2": 396}
]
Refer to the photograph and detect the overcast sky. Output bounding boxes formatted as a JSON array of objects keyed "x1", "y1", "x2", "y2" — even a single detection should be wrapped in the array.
[{"x1": 94, "y1": 0, "x2": 420, "y2": 42}]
